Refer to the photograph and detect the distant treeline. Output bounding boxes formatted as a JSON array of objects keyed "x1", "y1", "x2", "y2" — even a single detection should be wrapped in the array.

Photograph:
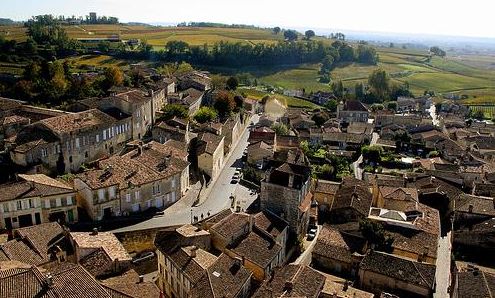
[
  {"x1": 113, "y1": 39, "x2": 378, "y2": 69},
  {"x1": 0, "y1": 18, "x2": 16, "y2": 25},
  {"x1": 177, "y1": 22, "x2": 259, "y2": 29}
]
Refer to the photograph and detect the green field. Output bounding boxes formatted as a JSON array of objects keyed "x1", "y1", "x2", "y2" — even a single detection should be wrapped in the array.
[
  {"x1": 240, "y1": 87, "x2": 319, "y2": 109},
  {"x1": 1, "y1": 23, "x2": 495, "y2": 103}
]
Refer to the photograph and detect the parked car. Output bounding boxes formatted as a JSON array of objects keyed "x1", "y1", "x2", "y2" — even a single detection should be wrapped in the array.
[{"x1": 307, "y1": 232, "x2": 316, "y2": 241}]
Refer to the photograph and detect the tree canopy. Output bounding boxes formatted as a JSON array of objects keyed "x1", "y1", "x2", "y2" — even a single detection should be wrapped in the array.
[
  {"x1": 194, "y1": 106, "x2": 218, "y2": 123},
  {"x1": 161, "y1": 104, "x2": 189, "y2": 120},
  {"x1": 305, "y1": 30, "x2": 316, "y2": 40},
  {"x1": 283, "y1": 30, "x2": 298, "y2": 42}
]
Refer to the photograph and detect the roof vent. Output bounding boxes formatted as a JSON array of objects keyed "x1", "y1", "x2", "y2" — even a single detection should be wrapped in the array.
[
  {"x1": 212, "y1": 271, "x2": 220, "y2": 278},
  {"x1": 91, "y1": 228, "x2": 98, "y2": 236}
]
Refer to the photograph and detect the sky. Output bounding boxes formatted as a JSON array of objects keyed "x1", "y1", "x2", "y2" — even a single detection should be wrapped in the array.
[{"x1": 2, "y1": 0, "x2": 495, "y2": 38}]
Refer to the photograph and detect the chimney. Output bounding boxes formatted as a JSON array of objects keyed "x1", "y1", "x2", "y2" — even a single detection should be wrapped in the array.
[
  {"x1": 284, "y1": 281, "x2": 293, "y2": 292},
  {"x1": 234, "y1": 257, "x2": 242, "y2": 267},
  {"x1": 190, "y1": 246, "x2": 198, "y2": 258},
  {"x1": 343, "y1": 280, "x2": 349, "y2": 291},
  {"x1": 91, "y1": 228, "x2": 98, "y2": 236},
  {"x1": 138, "y1": 275, "x2": 144, "y2": 283},
  {"x1": 45, "y1": 273, "x2": 54, "y2": 288},
  {"x1": 468, "y1": 204, "x2": 474, "y2": 213}
]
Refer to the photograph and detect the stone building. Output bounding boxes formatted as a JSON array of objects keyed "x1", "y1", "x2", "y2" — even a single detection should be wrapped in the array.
[
  {"x1": 260, "y1": 162, "x2": 312, "y2": 239},
  {"x1": 10, "y1": 109, "x2": 132, "y2": 173},
  {"x1": 197, "y1": 132, "x2": 224, "y2": 180},
  {"x1": 74, "y1": 141, "x2": 189, "y2": 221},
  {"x1": 0, "y1": 174, "x2": 77, "y2": 229},
  {"x1": 337, "y1": 100, "x2": 369, "y2": 123}
]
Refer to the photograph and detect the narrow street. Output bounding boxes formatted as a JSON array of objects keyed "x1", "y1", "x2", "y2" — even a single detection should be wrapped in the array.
[
  {"x1": 112, "y1": 115, "x2": 259, "y2": 233},
  {"x1": 352, "y1": 132, "x2": 379, "y2": 180},
  {"x1": 434, "y1": 232, "x2": 452, "y2": 298}
]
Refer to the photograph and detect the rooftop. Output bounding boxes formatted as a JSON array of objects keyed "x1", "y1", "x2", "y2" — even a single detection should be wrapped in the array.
[
  {"x1": 40, "y1": 109, "x2": 115, "y2": 135},
  {"x1": 70, "y1": 232, "x2": 131, "y2": 262}
]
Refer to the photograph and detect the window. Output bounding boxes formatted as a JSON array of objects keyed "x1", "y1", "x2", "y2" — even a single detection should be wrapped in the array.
[
  {"x1": 126, "y1": 193, "x2": 131, "y2": 203},
  {"x1": 56, "y1": 198, "x2": 61, "y2": 207},
  {"x1": 45, "y1": 199, "x2": 50, "y2": 208},
  {"x1": 103, "y1": 130, "x2": 107, "y2": 140},
  {"x1": 135, "y1": 190, "x2": 140, "y2": 200},
  {"x1": 41, "y1": 148, "x2": 48, "y2": 157},
  {"x1": 28, "y1": 199, "x2": 34, "y2": 208},
  {"x1": 146, "y1": 200, "x2": 152, "y2": 208},
  {"x1": 96, "y1": 134, "x2": 100, "y2": 143},
  {"x1": 156, "y1": 184, "x2": 161, "y2": 194},
  {"x1": 98, "y1": 189, "x2": 105, "y2": 202},
  {"x1": 109, "y1": 186, "x2": 116, "y2": 199},
  {"x1": 171, "y1": 177, "x2": 176, "y2": 188},
  {"x1": 4, "y1": 203, "x2": 9, "y2": 212},
  {"x1": 16, "y1": 201, "x2": 22, "y2": 210},
  {"x1": 75, "y1": 138, "x2": 80, "y2": 148},
  {"x1": 67, "y1": 196, "x2": 73, "y2": 205}
]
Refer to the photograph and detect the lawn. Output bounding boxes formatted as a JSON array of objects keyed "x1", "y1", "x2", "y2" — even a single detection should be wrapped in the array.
[
  {"x1": 65, "y1": 54, "x2": 130, "y2": 69},
  {"x1": 258, "y1": 64, "x2": 332, "y2": 92}
]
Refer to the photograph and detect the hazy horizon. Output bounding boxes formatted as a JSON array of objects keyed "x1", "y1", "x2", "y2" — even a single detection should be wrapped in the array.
[{"x1": 2, "y1": 0, "x2": 495, "y2": 40}]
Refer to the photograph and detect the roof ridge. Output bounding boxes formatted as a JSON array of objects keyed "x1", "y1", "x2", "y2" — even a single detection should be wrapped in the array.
[
  {"x1": 206, "y1": 268, "x2": 216, "y2": 298},
  {"x1": 481, "y1": 271, "x2": 494, "y2": 298},
  {"x1": 411, "y1": 260, "x2": 432, "y2": 287}
]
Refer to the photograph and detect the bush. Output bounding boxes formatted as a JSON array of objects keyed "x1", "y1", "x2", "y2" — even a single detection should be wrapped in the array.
[{"x1": 194, "y1": 106, "x2": 217, "y2": 123}]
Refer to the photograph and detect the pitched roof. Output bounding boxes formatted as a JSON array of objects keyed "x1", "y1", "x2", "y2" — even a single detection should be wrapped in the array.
[
  {"x1": 0, "y1": 261, "x2": 55, "y2": 298},
  {"x1": 457, "y1": 268, "x2": 495, "y2": 298},
  {"x1": 210, "y1": 212, "x2": 250, "y2": 240},
  {"x1": 315, "y1": 180, "x2": 340, "y2": 195},
  {"x1": 342, "y1": 100, "x2": 368, "y2": 112},
  {"x1": 0, "y1": 176, "x2": 74, "y2": 203},
  {"x1": 359, "y1": 251, "x2": 436, "y2": 289},
  {"x1": 40, "y1": 109, "x2": 115, "y2": 134},
  {"x1": 190, "y1": 254, "x2": 252, "y2": 298},
  {"x1": 197, "y1": 132, "x2": 223, "y2": 155},
  {"x1": 166, "y1": 246, "x2": 217, "y2": 285},
  {"x1": 101, "y1": 269, "x2": 160, "y2": 298},
  {"x1": 331, "y1": 178, "x2": 373, "y2": 217},
  {"x1": 254, "y1": 211, "x2": 288, "y2": 240},
  {"x1": 79, "y1": 247, "x2": 114, "y2": 278},
  {"x1": 76, "y1": 142, "x2": 189, "y2": 190},
  {"x1": 253, "y1": 265, "x2": 325, "y2": 298},
  {"x1": 232, "y1": 231, "x2": 281, "y2": 268},
  {"x1": 313, "y1": 225, "x2": 366, "y2": 263},
  {"x1": 70, "y1": 232, "x2": 131, "y2": 262},
  {"x1": 455, "y1": 194, "x2": 495, "y2": 217}
]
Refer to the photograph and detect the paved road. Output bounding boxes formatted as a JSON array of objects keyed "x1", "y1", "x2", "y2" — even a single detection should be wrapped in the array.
[
  {"x1": 434, "y1": 231, "x2": 452, "y2": 298},
  {"x1": 112, "y1": 115, "x2": 259, "y2": 233},
  {"x1": 352, "y1": 132, "x2": 379, "y2": 180},
  {"x1": 292, "y1": 225, "x2": 322, "y2": 266}
]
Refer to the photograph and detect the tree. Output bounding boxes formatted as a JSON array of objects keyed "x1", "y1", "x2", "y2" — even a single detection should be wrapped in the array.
[
  {"x1": 213, "y1": 90, "x2": 235, "y2": 118},
  {"x1": 161, "y1": 104, "x2": 189, "y2": 120},
  {"x1": 387, "y1": 101, "x2": 397, "y2": 111},
  {"x1": 356, "y1": 45, "x2": 378, "y2": 65},
  {"x1": 194, "y1": 106, "x2": 218, "y2": 123},
  {"x1": 355, "y1": 82, "x2": 365, "y2": 100},
  {"x1": 472, "y1": 110, "x2": 485, "y2": 120},
  {"x1": 359, "y1": 219, "x2": 393, "y2": 252},
  {"x1": 271, "y1": 123, "x2": 289, "y2": 136},
  {"x1": 305, "y1": 30, "x2": 315, "y2": 40},
  {"x1": 324, "y1": 99, "x2": 338, "y2": 112},
  {"x1": 211, "y1": 75, "x2": 227, "y2": 90},
  {"x1": 226, "y1": 76, "x2": 239, "y2": 91},
  {"x1": 331, "y1": 80, "x2": 344, "y2": 98},
  {"x1": 311, "y1": 111, "x2": 329, "y2": 126},
  {"x1": 284, "y1": 30, "x2": 298, "y2": 42},
  {"x1": 234, "y1": 95, "x2": 244, "y2": 111},
  {"x1": 430, "y1": 46, "x2": 446, "y2": 57},
  {"x1": 103, "y1": 66, "x2": 124, "y2": 90},
  {"x1": 368, "y1": 68, "x2": 390, "y2": 100},
  {"x1": 23, "y1": 62, "x2": 41, "y2": 81},
  {"x1": 320, "y1": 55, "x2": 335, "y2": 74},
  {"x1": 273, "y1": 27, "x2": 281, "y2": 35},
  {"x1": 361, "y1": 145, "x2": 383, "y2": 164}
]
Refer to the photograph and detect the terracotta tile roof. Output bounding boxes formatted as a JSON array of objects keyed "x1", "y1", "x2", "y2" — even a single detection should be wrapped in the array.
[
  {"x1": 359, "y1": 251, "x2": 436, "y2": 289},
  {"x1": 79, "y1": 247, "x2": 113, "y2": 278},
  {"x1": 331, "y1": 178, "x2": 372, "y2": 217},
  {"x1": 315, "y1": 180, "x2": 340, "y2": 195},
  {"x1": 40, "y1": 109, "x2": 115, "y2": 134},
  {"x1": 182, "y1": 88, "x2": 204, "y2": 106},
  {"x1": 210, "y1": 213, "x2": 250, "y2": 239},
  {"x1": 0, "y1": 97, "x2": 23, "y2": 111},
  {"x1": 101, "y1": 269, "x2": 160, "y2": 298},
  {"x1": 253, "y1": 264, "x2": 326, "y2": 298},
  {"x1": 76, "y1": 142, "x2": 189, "y2": 190},
  {"x1": 233, "y1": 231, "x2": 281, "y2": 268},
  {"x1": 0, "y1": 174, "x2": 73, "y2": 202},
  {"x1": 2, "y1": 114, "x2": 29, "y2": 126},
  {"x1": 197, "y1": 132, "x2": 223, "y2": 155},
  {"x1": 0, "y1": 240, "x2": 45, "y2": 266},
  {"x1": 323, "y1": 132, "x2": 366, "y2": 144},
  {"x1": 0, "y1": 261, "x2": 112, "y2": 298},
  {"x1": 113, "y1": 89, "x2": 150, "y2": 104},
  {"x1": 167, "y1": 246, "x2": 217, "y2": 285},
  {"x1": 455, "y1": 194, "x2": 495, "y2": 217},
  {"x1": 203, "y1": 209, "x2": 233, "y2": 227},
  {"x1": 313, "y1": 225, "x2": 366, "y2": 263},
  {"x1": 18, "y1": 174, "x2": 73, "y2": 191},
  {"x1": 321, "y1": 272, "x2": 374, "y2": 298},
  {"x1": 0, "y1": 261, "x2": 55, "y2": 298},
  {"x1": 190, "y1": 254, "x2": 252, "y2": 298},
  {"x1": 385, "y1": 226, "x2": 438, "y2": 260},
  {"x1": 342, "y1": 100, "x2": 368, "y2": 112},
  {"x1": 49, "y1": 262, "x2": 113, "y2": 297},
  {"x1": 457, "y1": 268, "x2": 495, "y2": 298},
  {"x1": 254, "y1": 211, "x2": 288, "y2": 240},
  {"x1": 70, "y1": 232, "x2": 131, "y2": 262}
]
